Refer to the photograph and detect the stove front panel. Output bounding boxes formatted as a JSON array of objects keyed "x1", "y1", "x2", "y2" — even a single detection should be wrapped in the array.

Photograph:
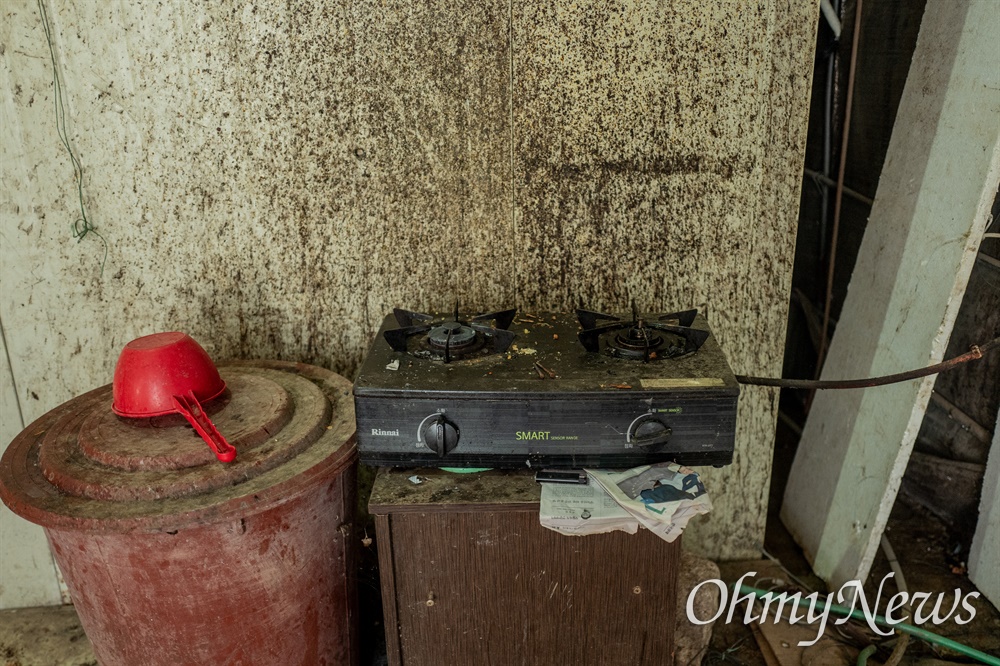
[{"x1": 355, "y1": 391, "x2": 736, "y2": 468}]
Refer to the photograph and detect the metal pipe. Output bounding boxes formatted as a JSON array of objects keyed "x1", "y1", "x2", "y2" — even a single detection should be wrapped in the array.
[
  {"x1": 804, "y1": 168, "x2": 873, "y2": 206},
  {"x1": 820, "y1": 0, "x2": 843, "y2": 38}
]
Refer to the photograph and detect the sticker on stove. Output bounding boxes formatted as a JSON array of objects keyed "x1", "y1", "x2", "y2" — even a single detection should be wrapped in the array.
[{"x1": 639, "y1": 378, "x2": 725, "y2": 388}]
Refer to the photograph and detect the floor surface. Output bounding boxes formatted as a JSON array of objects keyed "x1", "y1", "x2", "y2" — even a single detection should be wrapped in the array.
[{"x1": 0, "y1": 605, "x2": 95, "y2": 666}]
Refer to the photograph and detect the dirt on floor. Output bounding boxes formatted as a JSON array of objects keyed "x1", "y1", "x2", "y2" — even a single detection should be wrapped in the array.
[
  {"x1": 0, "y1": 605, "x2": 95, "y2": 666},
  {"x1": 704, "y1": 500, "x2": 1000, "y2": 666}
]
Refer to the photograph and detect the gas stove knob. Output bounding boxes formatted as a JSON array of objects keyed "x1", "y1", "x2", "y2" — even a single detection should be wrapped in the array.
[
  {"x1": 630, "y1": 415, "x2": 672, "y2": 450},
  {"x1": 422, "y1": 415, "x2": 460, "y2": 456}
]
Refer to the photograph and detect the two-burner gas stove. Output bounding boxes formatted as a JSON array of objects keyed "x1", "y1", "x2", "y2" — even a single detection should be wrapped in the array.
[{"x1": 353, "y1": 306, "x2": 739, "y2": 469}]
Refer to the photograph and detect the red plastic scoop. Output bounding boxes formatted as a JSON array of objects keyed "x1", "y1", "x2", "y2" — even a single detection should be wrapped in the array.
[{"x1": 112, "y1": 332, "x2": 237, "y2": 463}]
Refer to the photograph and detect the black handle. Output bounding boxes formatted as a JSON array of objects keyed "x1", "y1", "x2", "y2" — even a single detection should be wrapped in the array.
[
  {"x1": 631, "y1": 417, "x2": 672, "y2": 449},
  {"x1": 423, "y1": 415, "x2": 460, "y2": 456}
]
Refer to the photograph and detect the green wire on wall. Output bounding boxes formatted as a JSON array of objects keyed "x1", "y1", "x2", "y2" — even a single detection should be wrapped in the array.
[{"x1": 36, "y1": 0, "x2": 108, "y2": 275}]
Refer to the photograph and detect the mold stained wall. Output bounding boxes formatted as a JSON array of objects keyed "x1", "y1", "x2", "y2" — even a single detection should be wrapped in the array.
[{"x1": 0, "y1": 0, "x2": 817, "y2": 602}]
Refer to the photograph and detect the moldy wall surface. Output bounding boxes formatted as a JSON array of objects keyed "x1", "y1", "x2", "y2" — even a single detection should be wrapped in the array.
[{"x1": 0, "y1": 0, "x2": 817, "y2": 588}]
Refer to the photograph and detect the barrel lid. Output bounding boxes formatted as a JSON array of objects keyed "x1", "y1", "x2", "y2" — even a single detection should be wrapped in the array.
[{"x1": 0, "y1": 361, "x2": 356, "y2": 532}]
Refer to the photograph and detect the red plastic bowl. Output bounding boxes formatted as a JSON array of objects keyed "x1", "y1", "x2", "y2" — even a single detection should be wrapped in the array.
[{"x1": 112, "y1": 332, "x2": 226, "y2": 418}]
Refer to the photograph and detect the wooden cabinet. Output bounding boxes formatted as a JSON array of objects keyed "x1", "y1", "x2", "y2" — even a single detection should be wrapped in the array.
[{"x1": 370, "y1": 469, "x2": 680, "y2": 665}]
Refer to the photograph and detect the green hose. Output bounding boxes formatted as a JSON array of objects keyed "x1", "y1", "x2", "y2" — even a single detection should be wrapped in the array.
[
  {"x1": 857, "y1": 645, "x2": 877, "y2": 666},
  {"x1": 737, "y1": 584, "x2": 1000, "y2": 666}
]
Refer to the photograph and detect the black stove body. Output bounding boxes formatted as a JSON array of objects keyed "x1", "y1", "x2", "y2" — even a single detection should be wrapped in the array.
[{"x1": 353, "y1": 308, "x2": 739, "y2": 469}]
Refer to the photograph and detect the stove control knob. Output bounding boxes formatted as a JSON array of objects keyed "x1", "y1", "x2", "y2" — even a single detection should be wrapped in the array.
[
  {"x1": 629, "y1": 416, "x2": 672, "y2": 450},
  {"x1": 422, "y1": 415, "x2": 460, "y2": 456}
]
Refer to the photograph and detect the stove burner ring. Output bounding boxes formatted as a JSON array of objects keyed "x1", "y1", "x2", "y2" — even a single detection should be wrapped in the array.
[
  {"x1": 428, "y1": 322, "x2": 478, "y2": 349},
  {"x1": 614, "y1": 326, "x2": 665, "y2": 351}
]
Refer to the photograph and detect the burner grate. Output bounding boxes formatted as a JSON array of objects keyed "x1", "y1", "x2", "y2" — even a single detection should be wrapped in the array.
[
  {"x1": 384, "y1": 305, "x2": 517, "y2": 363},
  {"x1": 577, "y1": 304, "x2": 710, "y2": 362}
]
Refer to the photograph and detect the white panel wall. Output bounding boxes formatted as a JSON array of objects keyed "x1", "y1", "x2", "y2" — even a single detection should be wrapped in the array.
[{"x1": 0, "y1": 325, "x2": 62, "y2": 608}]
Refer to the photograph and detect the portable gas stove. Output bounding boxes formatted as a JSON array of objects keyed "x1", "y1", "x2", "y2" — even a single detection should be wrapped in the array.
[{"x1": 353, "y1": 305, "x2": 739, "y2": 468}]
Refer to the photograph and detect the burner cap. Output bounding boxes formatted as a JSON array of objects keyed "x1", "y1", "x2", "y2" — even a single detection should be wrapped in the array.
[
  {"x1": 428, "y1": 322, "x2": 478, "y2": 349},
  {"x1": 614, "y1": 325, "x2": 665, "y2": 351}
]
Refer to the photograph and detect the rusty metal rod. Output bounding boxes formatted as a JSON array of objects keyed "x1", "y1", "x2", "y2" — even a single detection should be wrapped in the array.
[
  {"x1": 804, "y1": 168, "x2": 874, "y2": 206},
  {"x1": 736, "y1": 337, "x2": 998, "y2": 389},
  {"x1": 930, "y1": 392, "x2": 992, "y2": 443},
  {"x1": 816, "y1": 0, "x2": 864, "y2": 378}
]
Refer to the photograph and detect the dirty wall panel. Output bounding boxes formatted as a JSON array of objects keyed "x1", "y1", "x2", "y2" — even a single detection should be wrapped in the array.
[
  {"x1": 512, "y1": 0, "x2": 815, "y2": 557},
  {"x1": 1, "y1": 0, "x2": 511, "y2": 425},
  {"x1": 349, "y1": 0, "x2": 514, "y2": 317},
  {"x1": 1, "y1": 0, "x2": 812, "y2": 577},
  {"x1": 1, "y1": 0, "x2": 370, "y2": 420},
  {"x1": 745, "y1": 0, "x2": 818, "y2": 558}
]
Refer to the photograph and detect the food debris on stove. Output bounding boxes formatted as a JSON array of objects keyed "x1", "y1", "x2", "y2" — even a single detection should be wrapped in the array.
[{"x1": 534, "y1": 361, "x2": 557, "y2": 379}]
